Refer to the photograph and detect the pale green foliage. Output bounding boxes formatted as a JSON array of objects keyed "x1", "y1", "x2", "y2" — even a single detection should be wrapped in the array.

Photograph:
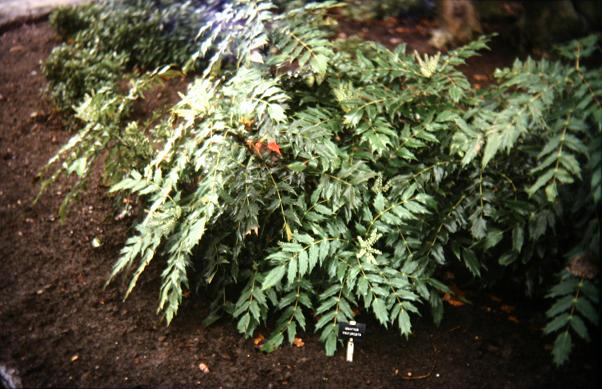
[{"x1": 41, "y1": 0, "x2": 600, "y2": 365}]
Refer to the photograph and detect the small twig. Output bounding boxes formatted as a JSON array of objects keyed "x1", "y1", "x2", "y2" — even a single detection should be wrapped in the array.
[
  {"x1": 402, "y1": 372, "x2": 431, "y2": 380},
  {"x1": 447, "y1": 325, "x2": 461, "y2": 333}
]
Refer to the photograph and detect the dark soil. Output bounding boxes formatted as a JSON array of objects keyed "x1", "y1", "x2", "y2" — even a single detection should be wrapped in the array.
[{"x1": 0, "y1": 21, "x2": 600, "y2": 389}]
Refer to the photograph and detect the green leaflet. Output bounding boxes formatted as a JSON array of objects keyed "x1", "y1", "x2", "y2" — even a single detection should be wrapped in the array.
[
  {"x1": 575, "y1": 297, "x2": 599, "y2": 325},
  {"x1": 372, "y1": 298, "x2": 388, "y2": 326},
  {"x1": 262, "y1": 265, "x2": 286, "y2": 290},
  {"x1": 552, "y1": 331, "x2": 572, "y2": 366}
]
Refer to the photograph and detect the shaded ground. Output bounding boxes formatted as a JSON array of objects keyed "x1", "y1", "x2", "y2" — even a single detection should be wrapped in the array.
[{"x1": 0, "y1": 20, "x2": 600, "y2": 388}]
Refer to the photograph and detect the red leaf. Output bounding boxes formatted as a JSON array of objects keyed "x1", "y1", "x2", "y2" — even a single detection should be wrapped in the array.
[{"x1": 267, "y1": 140, "x2": 282, "y2": 156}]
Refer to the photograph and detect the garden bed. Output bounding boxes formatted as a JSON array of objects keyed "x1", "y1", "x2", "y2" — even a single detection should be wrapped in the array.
[{"x1": 0, "y1": 20, "x2": 599, "y2": 388}]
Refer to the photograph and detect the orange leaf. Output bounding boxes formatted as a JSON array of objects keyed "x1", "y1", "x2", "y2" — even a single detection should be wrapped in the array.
[
  {"x1": 507, "y1": 315, "x2": 519, "y2": 324},
  {"x1": 182, "y1": 290, "x2": 191, "y2": 298},
  {"x1": 267, "y1": 140, "x2": 282, "y2": 156},
  {"x1": 254, "y1": 141, "x2": 264, "y2": 155},
  {"x1": 253, "y1": 334, "x2": 265, "y2": 349},
  {"x1": 395, "y1": 27, "x2": 411, "y2": 34},
  {"x1": 293, "y1": 337, "x2": 304, "y2": 348},
  {"x1": 443, "y1": 293, "x2": 465, "y2": 307},
  {"x1": 488, "y1": 294, "x2": 502, "y2": 303}
]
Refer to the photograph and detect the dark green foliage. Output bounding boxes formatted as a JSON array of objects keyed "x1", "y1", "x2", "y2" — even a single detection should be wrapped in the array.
[
  {"x1": 43, "y1": 0, "x2": 207, "y2": 111},
  {"x1": 43, "y1": 45, "x2": 127, "y2": 112},
  {"x1": 340, "y1": 0, "x2": 424, "y2": 20},
  {"x1": 545, "y1": 272, "x2": 598, "y2": 365},
  {"x1": 70, "y1": 0, "x2": 202, "y2": 69},
  {"x1": 49, "y1": 4, "x2": 99, "y2": 39},
  {"x1": 40, "y1": 0, "x2": 600, "y2": 366}
]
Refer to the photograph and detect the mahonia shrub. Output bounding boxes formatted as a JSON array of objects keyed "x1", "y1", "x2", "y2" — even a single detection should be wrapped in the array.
[{"x1": 40, "y1": 0, "x2": 600, "y2": 365}]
